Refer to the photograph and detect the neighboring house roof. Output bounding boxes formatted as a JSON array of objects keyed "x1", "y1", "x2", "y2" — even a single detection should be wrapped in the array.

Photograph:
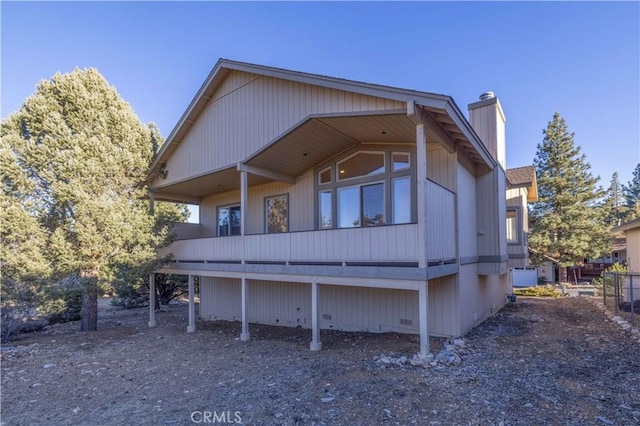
[
  {"x1": 148, "y1": 58, "x2": 497, "y2": 180},
  {"x1": 613, "y1": 217, "x2": 640, "y2": 233},
  {"x1": 506, "y1": 165, "x2": 538, "y2": 202}
]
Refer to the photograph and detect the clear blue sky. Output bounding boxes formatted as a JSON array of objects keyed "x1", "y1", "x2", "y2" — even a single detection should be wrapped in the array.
[{"x1": 2, "y1": 1, "x2": 639, "y2": 190}]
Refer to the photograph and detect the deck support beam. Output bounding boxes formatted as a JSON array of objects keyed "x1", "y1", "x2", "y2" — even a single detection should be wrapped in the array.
[
  {"x1": 418, "y1": 280, "x2": 429, "y2": 355},
  {"x1": 310, "y1": 279, "x2": 322, "y2": 351},
  {"x1": 148, "y1": 274, "x2": 157, "y2": 327},
  {"x1": 187, "y1": 275, "x2": 196, "y2": 333},
  {"x1": 240, "y1": 274, "x2": 250, "y2": 341}
]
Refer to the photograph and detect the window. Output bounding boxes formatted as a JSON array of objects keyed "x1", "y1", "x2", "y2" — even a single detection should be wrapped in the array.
[
  {"x1": 392, "y1": 152, "x2": 410, "y2": 171},
  {"x1": 338, "y1": 183, "x2": 385, "y2": 228},
  {"x1": 337, "y1": 151, "x2": 385, "y2": 181},
  {"x1": 218, "y1": 205, "x2": 241, "y2": 236},
  {"x1": 319, "y1": 190, "x2": 332, "y2": 229},
  {"x1": 318, "y1": 167, "x2": 332, "y2": 185},
  {"x1": 392, "y1": 176, "x2": 411, "y2": 224},
  {"x1": 316, "y1": 149, "x2": 413, "y2": 230},
  {"x1": 265, "y1": 195, "x2": 288, "y2": 233},
  {"x1": 506, "y1": 209, "x2": 518, "y2": 243}
]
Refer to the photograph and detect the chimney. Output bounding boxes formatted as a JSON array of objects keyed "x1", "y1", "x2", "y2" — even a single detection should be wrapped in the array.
[{"x1": 468, "y1": 92, "x2": 506, "y2": 170}]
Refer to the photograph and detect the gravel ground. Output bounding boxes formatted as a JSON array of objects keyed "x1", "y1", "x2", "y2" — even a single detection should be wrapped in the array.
[{"x1": 1, "y1": 297, "x2": 639, "y2": 426}]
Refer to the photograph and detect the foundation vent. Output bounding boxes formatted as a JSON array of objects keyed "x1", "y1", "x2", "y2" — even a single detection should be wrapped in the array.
[
  {"x1": 322, "y1": 314, "x2": 332, "y2": 320},
  {"x1": 400, "y1": 319, "x2": 413, "y2": 326}
]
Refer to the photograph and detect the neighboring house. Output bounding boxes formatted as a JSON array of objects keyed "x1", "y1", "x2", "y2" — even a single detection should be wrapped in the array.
[
  {"x1": 614, "y1": 218, "x2": 640, "y2": 273},
  {"x1": 147, "y1": 59, "x2": 512, "y2": 354},
  {"x1": 505, "y1": 166, "x2": 538, "y2": 287}
]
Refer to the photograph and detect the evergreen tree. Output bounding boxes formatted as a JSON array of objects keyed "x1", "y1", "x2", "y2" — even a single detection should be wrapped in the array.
[
  {"x1": 1, "y1": 68, "x2": 177, "y2": 331},
  {"x1": 622, "y1": 163, "x2": 640, "y2": 220},
  {"x1": 529, "y1": 113, "x2": 610, "y2": 281},
  {"x1": 602, "y1": 172, "x2": 627, "y2": 227}
]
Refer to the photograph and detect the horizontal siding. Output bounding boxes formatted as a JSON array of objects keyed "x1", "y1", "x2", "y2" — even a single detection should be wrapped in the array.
[
  {"x1": 426, "y1": 181, "x2": 456, "y2": 261},
  {"x1": 161, "y1": 223, "x2": 419, "y2": 263},
  {"x1": 161, "y1": 71, "x2": 406, "y2": 186}
]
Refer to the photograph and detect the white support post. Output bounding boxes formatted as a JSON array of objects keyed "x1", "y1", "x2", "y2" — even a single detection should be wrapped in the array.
[
  {"x1": 240, "y1": 171, "x2": 247, "y2": 241},
  {"x1": 310, "y1": 279, "x2": 322, "y2": 351},
  {"x1": 148, "y1": 274, "x2": 157, "y2": 327},
  {"x1": 187, "y1": 275, "x2": 196, "y2": 333},
  {"x1": 240, "y1": 274, "x2": 250, "y2": 341},
  {"x1": 419, "y1": 280, "x2": 429, "y2": 355},
  {"x1": 416, "y1": 123, "x2": 428, "y2": 268}
]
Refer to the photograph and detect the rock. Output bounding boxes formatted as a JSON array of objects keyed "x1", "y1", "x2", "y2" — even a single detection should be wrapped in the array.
[
  {"x1": 43, "y1": 363, "x2": 56, "y2": 369},
  {"x1": 596, "y1": 416, "x2": 614, "y2": 425},
  {"x1": 435, "y1": 350, "x2": 461, "y2": 366},
  {"x1": 383, "y1": 408, "x2": 394, "y2": 418},
  {"x1": 321, "y1": 394, "x2": 335, "y2": 403},
  {"x1": 524, "y1": 403, "x2": 534, "y2": 409},
  {"x1": 72, "y1": 407, "x2": 81, "y2": 414},
  {"x1": 453, "y1": 338, "x2": 466, "y2": 348},
  {"x1": 275, "y1": 413, "x2": 284, "y2": 418},
  {"x1": 396, "y1": 356, "x2": 408, "y2": 365}
]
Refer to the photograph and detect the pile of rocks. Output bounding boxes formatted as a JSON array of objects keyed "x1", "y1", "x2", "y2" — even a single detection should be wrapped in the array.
[
  {"x1": 591, "y1": 299, "x2": 640, "y2": 343},
  {"x1": 374, "y1": 338, "x2": 468, "y2": 369}
]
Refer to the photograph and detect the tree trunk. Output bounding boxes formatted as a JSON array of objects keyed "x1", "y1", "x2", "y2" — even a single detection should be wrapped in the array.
[
  {"x1": 80, "y1": 272, "x2": 98, "y2": 331},
  {"x1": 559, "y1": 267, "x2": 568, "y2": 283}
]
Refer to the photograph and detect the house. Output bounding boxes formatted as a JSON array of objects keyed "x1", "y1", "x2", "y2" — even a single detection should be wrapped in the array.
[
  {"x1": 147, "y1": 59, "x2": 512, "y2": 355},
  {"x1": 612, "y1": 218, "x2": 640, "y2": 302},
  {"x1": 505, "y1": 165, "x2": 538, "y2": 286}
]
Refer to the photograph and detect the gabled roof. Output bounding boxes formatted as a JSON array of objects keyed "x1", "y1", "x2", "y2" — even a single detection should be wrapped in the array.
[
  {"x1": 148, "y1": 59, "x2": 496, "y2": 179},
  {"x1": 506, "y1": 165, "x2": 538, "y2": 202}
]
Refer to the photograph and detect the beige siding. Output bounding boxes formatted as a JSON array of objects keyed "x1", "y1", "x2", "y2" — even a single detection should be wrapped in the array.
[
  {"x1": 199, "y1": 278, "x2": 420, "y2": 334},
  {"x1": 457, "y1": 163, "x2": 478, "y2": 257},
  {"x1": 160, "y1": 71, "x2": 406, "y2": 186},
  {"x1": 627, "y1": 228, "x2": 640, "y2": 273},
  {"x1": 457, "y1": 264, "x2": 510, "y2": 335},
  {"x1": 161, "y1": 224, "x2": 420, "y2": 262},
  {"x1": 427, "y1": 144, "x2": 457, "y2": 192},
  {"x1": 506, "y1": 187, "x2": 530, "y2": 268},
  {"x1": 476, "y1": 167, "x2": 508, "y2": 274},
  {"x1": 199, "y1": 170, "x2": 314, "y2": 236},
  {"x1": 428, "y1": 276, "x2": 459, "y2": 337},
  {"x1": 426, "y1": 181, "x2": 456, "y2": 261}
]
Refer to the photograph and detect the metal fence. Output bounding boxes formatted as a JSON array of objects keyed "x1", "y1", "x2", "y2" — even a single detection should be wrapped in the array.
[{"x1": 602, "y1": 272, "x2": 640, "y2": 327}]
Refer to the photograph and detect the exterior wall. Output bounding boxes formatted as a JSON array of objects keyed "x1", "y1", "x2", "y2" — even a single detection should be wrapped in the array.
[
  {"x1": 199, "y1": 277, "x2": 422, "y2": 334},
  {"x1": 506, "y1": 186, "x2": 530, "y2": 268},
  {"x1": 457, "y1": 162, "x2": 478, "y2": 258},
  {"x1": 156, "y1": 70, "x2": 406, "y2": 187},
  {"x1": 626, "y1": 228, "x2": 640, "y2": 273},
  {"x1": 476, "y1": 167, "x2": 508, "y2": 275},
  {"x1": 428, "y1": 276, "x2": 459, "y2": 336},
  {"x1": 458, "y1": 263, "x2": 510, "y2": 335},
  {"x1": 427, "y1": 144, "x2": 457, "y2": 192}
]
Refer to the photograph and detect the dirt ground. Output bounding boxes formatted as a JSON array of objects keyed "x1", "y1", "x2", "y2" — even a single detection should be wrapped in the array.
[{"x1": 1, "y1": 297, "x2": 639, "y2": 426}]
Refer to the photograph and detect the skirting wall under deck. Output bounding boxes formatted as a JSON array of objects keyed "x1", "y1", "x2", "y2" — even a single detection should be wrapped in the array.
[{"x1": 458, "y1": 264, "x2": 511, "y2": 335}]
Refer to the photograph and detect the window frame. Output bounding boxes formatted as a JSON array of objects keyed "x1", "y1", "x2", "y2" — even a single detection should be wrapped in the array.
[
  {"x1": 506, "y1": 207, "x2": 520, "y2": 244},
  {"x1": 264, "y1": 193, "x2": 289, "y2": 234}
]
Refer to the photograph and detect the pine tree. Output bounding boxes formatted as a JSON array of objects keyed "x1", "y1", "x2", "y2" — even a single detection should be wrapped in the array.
[
  {"x1": 529, "y1": 113, "x2": 610, "y2": 281},
  {"x1": 1, "y1": 68, "x2": 177, "y2": 331},
  {"x1": 622, "y1": 163, "x2": 640, "y2": 220},
  {"x1": 602, "y1": 172, "x2": 627, "y2": 227}
]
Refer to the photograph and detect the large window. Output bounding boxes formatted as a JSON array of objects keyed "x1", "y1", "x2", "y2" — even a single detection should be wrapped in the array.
[
  {"x1": 506, "y1": 209, "x2": 519, "y2": 243},
  {"x1": 218, "y1": 205, "x2": 241, "y2": 236},
  {"x1": 265, "y1": 194, "x2": 288, "y2": 233},
  {"x1": 317, "y1": 149, "x2": 412, "y2": 229}
]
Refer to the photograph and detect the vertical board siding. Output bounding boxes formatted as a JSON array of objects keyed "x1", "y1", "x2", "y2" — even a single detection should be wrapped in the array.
[
  {"x1": 426, "y1": 181, "x2": 456, "y2": 261},
  {"x1": 427, "y1": 144, "x2": 457, "y2": 192},
  {"x1": 160, "y1": 71, "x2": 406, "y2": 186},
  {"x1": 459, "y1": 268, "x2": 510, "y2": 335},
  {"x1": 247, "y1": 280, "x2": 311, "y2": 327},
  {"x1": 318, "y1": 285, "x2": 418, "y2": 333},
  {"x1": 164, "y1": 224, "x2": 419, "y2": 262},
  {"x1": 457, "y1": 163, "x2": 478, "y2": 257},
  {"x1": 199, "y1": 277, "x2": 241, "y2": 321},
  {"x1": 475, "y1": 169, "x2": 498, "y2": 256},
  {"x1": 428, "y1": 275, "x2": 459, "y2": 337}
]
